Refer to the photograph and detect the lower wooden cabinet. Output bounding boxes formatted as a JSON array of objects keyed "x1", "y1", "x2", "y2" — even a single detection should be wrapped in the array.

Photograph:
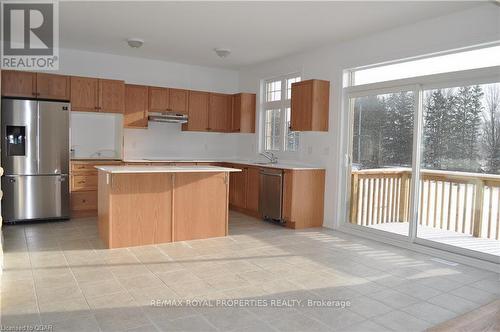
[
  {"x1": 226, "y1": 163, "x2": 325, "y2": 228},
  {"x1": 70, "y1": 160, "x2": 122, "y2": 217},
  {"x1": 98, "y1": 171, "x2": 229, "y2": 248},
  {"x1": 71, "y1": 191, "x2": 98, "y2": 212},
  {"x1": 228, "y1": 164, "x2": 260, "y2": 217},
  {"x1": 282, "y1": 169, "x2": 325, "y2": 228},
  {"x1": 245, "y1": 167, "x2": 260, "y2": 213},
  {"x1": 71, "y1": 174, "x2": 98, "y2": 192},
  {"x1": 229, "y1": 166, "x2": 247, "y2": 208},
  {"x1": 68, "y1": 160, "x2": 324, "y2": 229}
]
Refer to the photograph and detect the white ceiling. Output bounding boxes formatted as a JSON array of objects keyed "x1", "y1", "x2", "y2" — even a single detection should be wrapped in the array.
[{"x1": 60, "y1": 1, "x2": 484, "y2": 69}]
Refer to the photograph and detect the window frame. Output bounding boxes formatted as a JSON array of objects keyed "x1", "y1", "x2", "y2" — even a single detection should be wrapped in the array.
[
  {"x1": 261, "y1": 73, "x2": 302, "y2": 153},
  {"x1": 341, "y1": 64, "x2": 500, "y2": 264}
]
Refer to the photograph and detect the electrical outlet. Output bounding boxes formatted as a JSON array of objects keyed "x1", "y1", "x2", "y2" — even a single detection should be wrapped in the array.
[{"x1": 307, "y1": 146, "x2": 313, "y2": 155}]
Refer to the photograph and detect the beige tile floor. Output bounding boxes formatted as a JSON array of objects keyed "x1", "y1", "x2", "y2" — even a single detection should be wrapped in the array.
[{"x1": 1, "y1": 211, "x2": 499, "y2": 332}]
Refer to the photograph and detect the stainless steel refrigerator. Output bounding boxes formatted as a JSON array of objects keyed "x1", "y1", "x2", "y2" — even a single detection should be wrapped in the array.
[{"x1": 1, "y1": 99, "x2": 70, "y2": 223}]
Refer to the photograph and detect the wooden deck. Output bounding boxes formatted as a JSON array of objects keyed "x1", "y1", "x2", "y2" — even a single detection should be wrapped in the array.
[{"x1": 369, "y1": 222, "x2": 500, "y2": 257}]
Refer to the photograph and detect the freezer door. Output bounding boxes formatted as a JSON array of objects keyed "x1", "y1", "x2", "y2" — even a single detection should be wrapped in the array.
[
  {"x1": 1, "y1": 99, "x2": 38, "y2": 175},
  {"x1": 38, "y1": 101, "x2": 70, "y2": 174},
  {"x1": 1, "y1": 175, "x2": 70, "y2": 222}
]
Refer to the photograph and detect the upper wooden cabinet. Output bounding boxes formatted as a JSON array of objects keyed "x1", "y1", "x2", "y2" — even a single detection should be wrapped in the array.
[
  {"x1": 208, "y1": 93, "x2": 232, "y2": 132},
  {"x1": 231, "y1": 93, "x2": 256, "y2": 133},
  {"x1": 149, "y1": 87, "x2": 188, "y2": 114},
  {"x1": 183, "y1": 90, "x2": 209, "y2": 131},
  {"x1": 169, "y1": 88, "x2": 188, "y2": 114},
  {"x1": 124, "y1": 84, "x2": 149, "y2": 128},
  {"x1": 71, "y1": 77, "x2": 125, "y2": 114},
  {"x1": 1, "y1": 70, "x2": 253, "y2": 134},
  {"x1": 290, "y1": 79, "x2": 329, "y2": 131},
  {"x1": 36, "y1": 73, "x2": 70, "y2": 100},
  {"x1": 149, "y1": 87, "x2": 169, "y2": 112},
  {"x1": 1, "y1": 70, "x2": 36, "y2": 98},
  {"x1": 1, "y1": 70, "x2": 70, "y2": 100},
  {"x1": 71, "y1": 76, "x2": 99, "y2": 112},
  {"x1": 99, "y1": 79, "x2": 125, "y2": 114}
]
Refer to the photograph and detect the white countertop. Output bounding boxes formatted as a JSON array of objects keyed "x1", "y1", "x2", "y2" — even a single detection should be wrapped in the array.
[
  {"x1": 225, "y1": 161, "x2": 324, "y2": 171},
  {"x1": 95, "y1": 165, "x2": 241, "y2": 174},
  {"x1": 123, "y1": 159, "x2": 324, "y2": 170}
]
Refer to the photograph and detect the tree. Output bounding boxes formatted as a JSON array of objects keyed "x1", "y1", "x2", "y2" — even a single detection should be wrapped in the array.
[
  {"x1": 482, "y1": 85, "x2": 500, "y2": 174},
  {"x1": 448, "y1": 85, "x2": 483, "y2": 171},
  {"x1": 423, "y1": 89, "x2": 452, "y2": 168},
  {"x1": 353, "y1": 95, "x2": 385, "y2": 168},
  {"x1": 381, "y1": 92, "x2": 414, "y2": 167}
]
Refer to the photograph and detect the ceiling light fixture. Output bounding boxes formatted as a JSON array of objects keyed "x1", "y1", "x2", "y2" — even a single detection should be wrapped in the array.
[
  {"x1": 127, "y1": 38, "x2": 144, "y2": 48},
  {"x1": 214, "y1": 48, "x2": 231, "y2": 58}
]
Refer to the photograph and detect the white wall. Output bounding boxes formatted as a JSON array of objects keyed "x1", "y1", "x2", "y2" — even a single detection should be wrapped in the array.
[
  {"x1": 237, "y1": 4, "x2": 500, "y2": 229},
  {"x1": 70, "y1": 112, "x2": 123, "y2": 159},
  {"x1": 55, "y1": 48, "x2": 240, "y2": 159}
]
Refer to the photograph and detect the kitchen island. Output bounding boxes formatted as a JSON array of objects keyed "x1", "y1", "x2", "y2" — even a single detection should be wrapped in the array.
[{"x1": 96, "y1": 165, "x2": 240, "y2": 248}]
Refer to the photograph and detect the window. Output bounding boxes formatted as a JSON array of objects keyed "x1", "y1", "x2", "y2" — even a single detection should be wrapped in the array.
[
  {"x1": 263, "y1": 74, "x2": 301, "y2": 152},
  {"x1": 351, "y1": 44, "x2": 500, "y2": 86}
]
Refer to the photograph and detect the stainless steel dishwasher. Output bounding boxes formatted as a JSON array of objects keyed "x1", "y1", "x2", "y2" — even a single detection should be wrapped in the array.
[{"x1": 259, "y1": 168, "x2": 284, "y2": 224}]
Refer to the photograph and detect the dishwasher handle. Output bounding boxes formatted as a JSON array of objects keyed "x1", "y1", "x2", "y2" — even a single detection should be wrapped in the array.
[{"x1": 259, "y1": 171, "x2": 282, "y2": 177}]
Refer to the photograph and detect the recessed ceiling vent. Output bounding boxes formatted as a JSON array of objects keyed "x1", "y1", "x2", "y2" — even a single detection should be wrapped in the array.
[
  {"x1": 214, "y1": 48, "x2": 231, "y2": 58},
  {"x1": 127, "y1": 38, "x2": 144, "y2": 48}
]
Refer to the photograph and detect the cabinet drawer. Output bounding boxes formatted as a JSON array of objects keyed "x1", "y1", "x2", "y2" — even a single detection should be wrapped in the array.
[
  {"x1": 71, "y1": 163, "x2": 98, "y2": 172},
  {"x1": 71, "y1": 175, "x2": 97, "y2": 191},
  {"x1": 71, "y1": 191, "x2": 97, "y2": 211}
]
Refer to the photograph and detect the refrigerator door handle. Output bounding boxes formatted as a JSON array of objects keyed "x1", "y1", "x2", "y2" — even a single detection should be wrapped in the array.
[{"x1": 36, "y1": 103, "x2": 40, "y2": 173}]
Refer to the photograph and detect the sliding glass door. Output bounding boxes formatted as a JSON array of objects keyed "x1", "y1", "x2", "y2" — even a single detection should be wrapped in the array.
[
  {"x1": 349, "y1": 89, "x2": 415, "y2": 237},
  {"x1": 416, "y1": 82, "x2": 500, "y2": 258},
  {"x1": 346, "y1": 72, "x2": 500, "y2": 263}
]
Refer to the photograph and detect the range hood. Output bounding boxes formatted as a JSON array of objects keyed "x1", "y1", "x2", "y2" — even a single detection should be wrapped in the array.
[{"x1": 148, "y1": 111, "x2": 188, "y2": 124}]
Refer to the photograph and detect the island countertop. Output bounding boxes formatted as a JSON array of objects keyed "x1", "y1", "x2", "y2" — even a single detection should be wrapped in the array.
[{"x1": 95, "y1": 165, "x2": 241, "y2": 173}]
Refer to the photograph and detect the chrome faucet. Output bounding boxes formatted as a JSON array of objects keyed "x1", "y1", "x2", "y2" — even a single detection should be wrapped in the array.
[{"x1": 260, "y1": 151, "x2": 278, "y2": 164}]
